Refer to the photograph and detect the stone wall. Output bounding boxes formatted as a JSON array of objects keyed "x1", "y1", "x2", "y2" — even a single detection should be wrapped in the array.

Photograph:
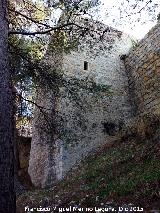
[
  {"x1": 28, "y1": 89, "x2": 61, "y2": 188},
  {"x1": 125, "y1": 21, "x2": 160, "y2": 116},
  {"x1": 29, "y1": 20, "x2": 160, "y2": 188},
  {"x1": 59, "y1": 28, "x2": 133, "y2": 175},
  {"x1": 28, "y1": 22, "x2": 133, "y2": 187}
]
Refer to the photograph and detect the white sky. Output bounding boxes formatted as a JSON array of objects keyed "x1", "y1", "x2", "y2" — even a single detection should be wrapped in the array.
[
  {"x1": 52, "y1": 0, "x2": 160, "y2": 40},
  {"x1": 96, "y1": 0, "x2": 160, "y2": 39}
]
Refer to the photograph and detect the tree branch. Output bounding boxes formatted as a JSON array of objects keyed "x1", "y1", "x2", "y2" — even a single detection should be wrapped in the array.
[
  {"x1": 18, "y1": 93, "x2": 55, "y2": 132},
  {"x1": 9, "y1": 22, "x2": 83, "y2": 35},
  {"x1": 18, "y1": 93, "x2": 52, "y2": 111},
  {"x1": 9, "y1": 8, "x2": 52, "y2": 29}
]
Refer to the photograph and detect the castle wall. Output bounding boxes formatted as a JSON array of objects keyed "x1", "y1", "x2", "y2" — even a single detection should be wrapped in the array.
[
  {"x1": 29, "y1": 24, "x2": 133, "y2": 187},
  {"x1": 29, "y1": 21, "x2": 160, "y2": 188},
  {"x1": 57, "y1": 31, "x2": 133, "y2": 176},
  {"x1": 125, "y1": 21, "x2": 160, "y2": 116},
  {"x1": 28, "y1": 89, "x2": 62, "y2": 187}
]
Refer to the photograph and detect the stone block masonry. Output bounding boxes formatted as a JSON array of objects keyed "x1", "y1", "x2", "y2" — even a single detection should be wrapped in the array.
[
  {"x1": 28, "y1": 19, "x2": 160, "y2": 188},
  {"x1": 58, "y1": 28, "x2": 133, "y2": 177},
  {"x1": 28, "y1": 21, "x2": 133, "y2": 187},
  {"x1": 125, "y1": 21, "x2": 160, "y2": 116}
]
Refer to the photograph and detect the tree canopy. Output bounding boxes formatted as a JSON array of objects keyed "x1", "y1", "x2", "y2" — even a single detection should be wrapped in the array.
[{"x1": 8, "y1": 0, "x2": 160, "y2": 130}]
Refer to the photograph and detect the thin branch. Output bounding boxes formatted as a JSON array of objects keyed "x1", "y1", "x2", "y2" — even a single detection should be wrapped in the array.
[
  {"x1": 9, "y1": 22, "x2": 83, "y2": 35},
  {"x1": 123, "y1": 0, "x2": 152, "y2": 18},
  {"x1": 138, "y1": 0, "x2": 152, "y2": 13},
  {"x1": 18, "y1": 93, "x2": 52, "y2": 111},
  {"x1": 9, "y1": 8, "x2": 51, "y2": 29},
  {"x1": 9, "y1": 28, "x2": 53, "y2": 36},
  {"x1": 16, "y1": 93, "x2": 55, "y2": 131}
]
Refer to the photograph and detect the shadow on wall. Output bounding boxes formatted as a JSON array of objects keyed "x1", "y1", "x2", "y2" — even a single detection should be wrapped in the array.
[
  {"x1": 102, "y1": 121, "x2": 124, "y2": 136},
  {"x1": 16, "y1": 136, "x2": 32, "y2": 188}
]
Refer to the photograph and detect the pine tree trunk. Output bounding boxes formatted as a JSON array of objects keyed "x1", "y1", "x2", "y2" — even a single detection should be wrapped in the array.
[{"x1": 0, "y1": 1, "x2": 15, "y2": 212}]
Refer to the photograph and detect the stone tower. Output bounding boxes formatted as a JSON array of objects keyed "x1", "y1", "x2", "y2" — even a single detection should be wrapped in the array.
[{"x1": 28, "y1": 20, "x2": 133, "y2": 187}]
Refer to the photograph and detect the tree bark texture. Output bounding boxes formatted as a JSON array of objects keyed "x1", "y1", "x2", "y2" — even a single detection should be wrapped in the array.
[{"x1": 0, "y1": 0, "x2": 15, "y2": 212}]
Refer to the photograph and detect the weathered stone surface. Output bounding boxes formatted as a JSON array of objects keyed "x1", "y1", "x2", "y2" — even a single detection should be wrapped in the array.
[
  {"x1": 125, "y1": 20, "x2": 160, "y2": 116},
  {"x1": 28, "y1": 19, "x2": 160, "y2": 188},
  {"x1": 57, "y1": 31, "x2": 133, "y2": 176},
  {"x1": 28, "y1": 21, "x2": 133, "y2": 187},
  {"x1": 28, "y1": 89, "x2": 58, "y2": 187}
]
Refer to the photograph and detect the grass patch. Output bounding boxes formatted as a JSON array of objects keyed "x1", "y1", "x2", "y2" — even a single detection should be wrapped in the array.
[{"x1": 17, "y1": 136, "x2": 160, "y2": 212}]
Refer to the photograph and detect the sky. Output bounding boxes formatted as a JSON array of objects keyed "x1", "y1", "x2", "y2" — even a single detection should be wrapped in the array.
[
  {"x1": 51, "y1": 0, "x2": 160, "y2": 40},
  {"x1": 96, "y1": 0, "x2": 160, "y2": 39}
]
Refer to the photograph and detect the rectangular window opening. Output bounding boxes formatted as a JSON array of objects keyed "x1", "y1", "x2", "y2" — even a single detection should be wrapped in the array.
[{"x1": 84, "y1": 61, "x2": 88, "y2": 70}]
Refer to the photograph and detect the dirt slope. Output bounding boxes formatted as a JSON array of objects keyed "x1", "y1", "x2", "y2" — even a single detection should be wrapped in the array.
[{"x1": 17, "y1": 134, "x2": 160, "y2": 213}]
